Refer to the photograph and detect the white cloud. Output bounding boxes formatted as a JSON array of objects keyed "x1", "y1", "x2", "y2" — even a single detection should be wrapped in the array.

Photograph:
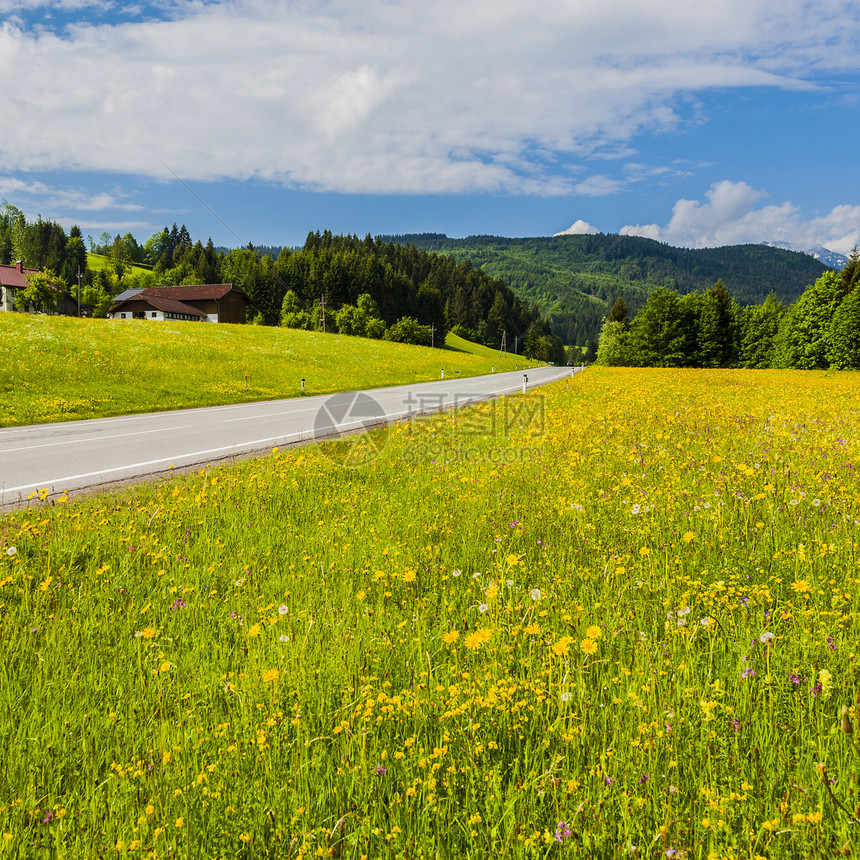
[
  {"x1": 621, "y1": 180, "x2": 860, "y2": 254},
  {"x1": 0, "y1": 177, "x2": 142, "y2": 211},
  {"x1": 555, "y1": 220, "x2": 600, "y2": 236},
  {"x1": 0, "y1": 1, "x2": 858, "y2": 195},
  {"x1": 574, "y1": 175, "x2": 624, "y2": 197}
]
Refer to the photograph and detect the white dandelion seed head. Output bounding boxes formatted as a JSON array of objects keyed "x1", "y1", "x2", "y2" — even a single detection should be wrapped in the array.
[
  {"x1": 530, "y1": 588, "x2": 542, "y2": 601},
  {"x1": 478, "y1": 603, "x2": 489, "y2": 614},
  {"x1": 451, "y1": 569, "x2": 462, "y2": 577},
  {"x1": 278, "y1": 604, "x2": 289, "y2": 615}
]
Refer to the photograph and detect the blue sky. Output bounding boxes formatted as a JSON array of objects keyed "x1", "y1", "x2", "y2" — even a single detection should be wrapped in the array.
[{"x1": 1, "y1": 0, "x2": 859, "y2": 253}]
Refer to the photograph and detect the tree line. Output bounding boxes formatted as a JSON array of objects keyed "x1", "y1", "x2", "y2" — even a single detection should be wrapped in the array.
[
  {"x1": 1, "y1": 205, "x2": 564, "y2": 360},
  {"x1": 387, "y1": 233, "x2": 830, "y2": 345},
  {"x1": 595, "y1": 249, "x2": 860, "y2": 370}
]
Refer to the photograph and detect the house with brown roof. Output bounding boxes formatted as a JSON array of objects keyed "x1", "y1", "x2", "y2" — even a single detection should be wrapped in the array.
[
  {"x1": 0, "y1": 260, "x2": 40, "y2": 312},
  {"x1": 107, "y1": 283, "x2": 249, "y2": 324}
]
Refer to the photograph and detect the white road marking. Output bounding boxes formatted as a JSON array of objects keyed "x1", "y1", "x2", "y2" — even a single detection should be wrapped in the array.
[{"x1": 0, "y1": 425, "x2": 191, "y2": 454}]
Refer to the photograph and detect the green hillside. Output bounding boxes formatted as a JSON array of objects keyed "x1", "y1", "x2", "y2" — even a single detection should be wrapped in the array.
[
  {"x1": 86, "y1": 253, "x2": 153, "y2": 276},
  {"x1": 384, "y1": 233, "x2": 830, "y2": 344},
  {"x1": 0, "y1": 314, "x2": 530, "y2": 427}
]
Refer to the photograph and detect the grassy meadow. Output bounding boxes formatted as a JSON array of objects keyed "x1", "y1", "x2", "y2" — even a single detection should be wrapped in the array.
[
  {"x1": 1, "y1": 367, "x2": 860, "y2": 858},
  {"x1": 0, "y1": 315, "x2": 527, "y2": 427}
]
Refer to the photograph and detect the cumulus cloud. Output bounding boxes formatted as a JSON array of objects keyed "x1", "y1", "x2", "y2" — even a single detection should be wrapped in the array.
[
  {"x1": 0, "y1": 0, "x2": 858, "y2": 195},
  {"x1": 621, "y1": 180, "x2": 860, "y2": 254},
  {"x1": 555, "y1": 220, "x2": 600, "y2": 236}
]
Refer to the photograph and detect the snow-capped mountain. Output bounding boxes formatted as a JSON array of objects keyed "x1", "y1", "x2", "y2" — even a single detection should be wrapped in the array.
[{"x1": 761, "y1": 241, "x2": 849, "y2": 269}]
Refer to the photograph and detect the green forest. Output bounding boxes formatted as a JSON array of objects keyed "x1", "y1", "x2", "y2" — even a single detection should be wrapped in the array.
[
  {"x1": 0, "y1": 206, "x2": 568, "y2": 362},
  {"x1": 386, "y1": 232, "x2": 830, "y2": 345},
  {"x1": 595, "y1": 251, "x2": 860, "y2": 369}
]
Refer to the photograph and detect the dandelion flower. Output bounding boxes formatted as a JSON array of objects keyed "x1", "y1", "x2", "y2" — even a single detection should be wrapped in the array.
[
  {"x1": 442, "y1": 630, "x2": 459, "y2": 644},
  {"x1": 585, "y1": 625, "x2": 602, "y2": 639},
  {"x1": 464, "y1": 631, "x2": 483, "y2": 650},
  {"x1": 262, "y1": 668, "x2": 279, "y2": 683},
  {"x1": 580, "y1": 638, "x2": 598, "y2": 655},
  {"x1": 552, "y1": 636, "x2": 573, "y2": 656}
]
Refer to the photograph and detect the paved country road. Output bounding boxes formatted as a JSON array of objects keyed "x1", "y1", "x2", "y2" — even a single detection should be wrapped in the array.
[{"x1": 0, "y1": 365, "x2": 577, "y2": 508}]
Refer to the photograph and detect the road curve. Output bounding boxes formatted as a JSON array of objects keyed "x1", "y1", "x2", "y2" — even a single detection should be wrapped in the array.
[{"x1": 0, "y1": 366, "x2": 578, "y2": 508}]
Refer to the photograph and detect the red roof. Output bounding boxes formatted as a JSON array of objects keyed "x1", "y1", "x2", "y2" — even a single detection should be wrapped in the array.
[
  {"x1": 143, "y1": 284, "x2": 247, "y2": 302},
  {"x1": 0, "y1": 263, "x2": 39, "y2": 289}
]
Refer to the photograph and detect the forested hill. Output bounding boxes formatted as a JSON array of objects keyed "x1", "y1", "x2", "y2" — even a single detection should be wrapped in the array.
[{"x1": 382, "y1": 233, "x2": 831, "y2": 345}]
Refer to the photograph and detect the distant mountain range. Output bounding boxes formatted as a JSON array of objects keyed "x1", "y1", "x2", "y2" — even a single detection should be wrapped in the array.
[
  {"x1": 382, "y1": 232, "x2": 831, "y2": 345},
  {"x1": 760, "y1": 241, "x2": 848, "y2": 269}
]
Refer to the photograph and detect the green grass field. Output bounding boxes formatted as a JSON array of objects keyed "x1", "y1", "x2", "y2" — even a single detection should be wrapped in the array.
[
  {"x1": 87, "y1": 254, "x2": 153, "y2": 275},
  {"x1": 0, "y1": 315, "x2": 532, "y2": 426},
  {"x1": 1, "y1": 367, "x2": 859, "y2": 858}
]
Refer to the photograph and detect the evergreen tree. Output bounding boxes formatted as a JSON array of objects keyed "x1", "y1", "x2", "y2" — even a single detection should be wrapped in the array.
[
  {"x1": 697, "y1": 279, "x2": 739, "y2": 367},
  {"x1": 626, "y1": 287, "x2": 689, "y2": 367},
  {"x1": 607, "y1": 296, "x2": 630, "y2": 328},
  {"x1": 841, "y1": 246, "x2": 860, "y2": 292}
]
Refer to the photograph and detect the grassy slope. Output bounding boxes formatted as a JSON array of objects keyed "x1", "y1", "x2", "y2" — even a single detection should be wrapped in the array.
[
  {"x1": 87, "y1": 253, "x2": 153, "y2": 275},
  {"x1": 0, "y1": 315, "x2": 536, "y2": 426}
]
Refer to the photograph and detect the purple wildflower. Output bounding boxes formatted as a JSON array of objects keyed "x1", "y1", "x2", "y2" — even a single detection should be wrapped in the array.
[
  {"x1": 554, "y1": 821, "x2": 572, "y2": 842},
  {"x1": 171, "y1": 598, "x2": 187, "y2": 611},
  {"x1": 42, "y1": 811, "x2": 53, "y2": 824},
  {"x1": 374, "y1": 765, "x2": 387, "y2": 776},
  {"x1": 741, "y1": 667, "x2": 756, "y2": 679},
  {"x1": 827, "y1": 636, "x2": 837, "y2": 651},
  {"x1": 789, "y1": 673, "x2": 802, "y2": 685}
]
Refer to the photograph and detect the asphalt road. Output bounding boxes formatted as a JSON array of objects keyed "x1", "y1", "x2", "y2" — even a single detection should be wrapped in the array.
[{"x1": 0, "y1": 365, "x2": 577, "y2": 508}]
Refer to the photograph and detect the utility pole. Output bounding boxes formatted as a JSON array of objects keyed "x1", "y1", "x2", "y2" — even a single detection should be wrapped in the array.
[
  {"x1": 319, "y1": 294, "x2": 326, "y2": 332},
  {"x1": 499, "y1": 330, "x2": 507, "y2": 358},
  {"x1": 514, "y1": 334, "x2": 518, "y2": 355},
  {"x1": 431, "y1": 323, "x2": 435, "y2": 348},
  {"x1": 77, "y1": 266, "x2": 82, "y2": 317}
]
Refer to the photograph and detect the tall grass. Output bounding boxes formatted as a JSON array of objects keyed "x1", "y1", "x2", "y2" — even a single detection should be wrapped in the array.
[
  {"x1": 0, "y1": 368, "x2": 858, "y2": 858},
  {"x1": 0, "y1": 315, "x2": 527, "y2": 426}
]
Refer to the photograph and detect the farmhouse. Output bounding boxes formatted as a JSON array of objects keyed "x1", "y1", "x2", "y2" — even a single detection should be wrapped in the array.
[
  {"x1": 107, "y1": 284, "x2": 249, "y2": 324},
  {"x1": 0, "y1": 260, "x2": 39, "y2": 312}
]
